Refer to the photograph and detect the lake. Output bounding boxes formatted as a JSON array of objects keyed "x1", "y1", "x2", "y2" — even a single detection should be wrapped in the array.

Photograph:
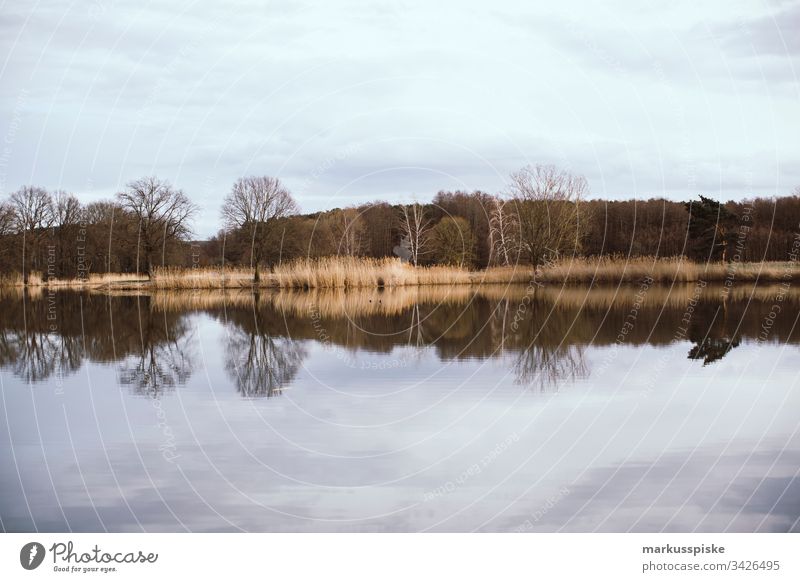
[{"x1": 1, "y1": 282, "x2": 799, "y2": 532}]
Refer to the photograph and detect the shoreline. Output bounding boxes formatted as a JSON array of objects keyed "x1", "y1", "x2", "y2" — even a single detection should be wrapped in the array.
[{"x1": 2, "y1": 256, "x2": 799, "y2": 291}]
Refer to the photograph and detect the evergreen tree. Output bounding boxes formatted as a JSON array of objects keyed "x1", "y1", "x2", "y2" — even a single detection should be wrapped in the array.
[{"x1": 684, "y1": 195, "x2": 738, "y2": 262}]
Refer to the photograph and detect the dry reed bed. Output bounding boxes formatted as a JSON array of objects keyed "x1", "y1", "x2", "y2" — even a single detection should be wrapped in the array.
[
  {"x1": 4, "y1": 256, "x2": 800, "y2": 290},
  {"x1": 0, "y1": 271, "x2": 42, "y2": 286},
  {"x1": 511, "y1": 282, "x2": 800, "y2": 311},
  {"x1": 154, "y1": 257, "x2": 800, "y2": 289},
  {"x1": 150, "y1": 266, "x2": 256, "y2": 289},
  {"x1": 538, "y1": 256, "x2": 800, "y2": 284},
  {"x1": 145, "y1": 258, "x2": 530, "y2": 289},
  {"x1": 270, "y1": 257, "x2": 532, "y2": 288}
]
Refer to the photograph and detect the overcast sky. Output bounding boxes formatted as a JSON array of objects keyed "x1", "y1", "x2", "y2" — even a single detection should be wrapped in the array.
[{"x1": 1, "y1": 0, "x2": 798, "y2": 236}]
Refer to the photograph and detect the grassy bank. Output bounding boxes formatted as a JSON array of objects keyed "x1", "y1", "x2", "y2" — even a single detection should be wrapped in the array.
[{"x1": 3, "y1": 256, "x2": 799, "y2": 290}]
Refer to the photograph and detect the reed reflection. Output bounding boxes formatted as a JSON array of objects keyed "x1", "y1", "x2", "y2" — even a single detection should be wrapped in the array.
[{"x1": 0, "y1": 283, "x2": 798, "y2": 395}]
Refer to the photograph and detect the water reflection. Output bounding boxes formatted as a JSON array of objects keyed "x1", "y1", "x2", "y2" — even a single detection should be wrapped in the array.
[
  {"x1": 1, "y1": 283, "x2": 799, "y2": 532},
  {"x1": 117, "y1": 304, "x2": 195, "y2": 397},
  {"x1": 1, "y1": 283, "x2": 798, "y2": 392},
  {"x1": 0, "y1": 291, "x2": 196, "y2": 394},
  {"x1": 686, "y1": 301, "x2": 742, "y2": 365},
  {"x1": 0, "y1": 291, "x2": 86, "y2": 382},
  {"x1": 223, "y1": 300, "x2": 307, "y2": 398}
]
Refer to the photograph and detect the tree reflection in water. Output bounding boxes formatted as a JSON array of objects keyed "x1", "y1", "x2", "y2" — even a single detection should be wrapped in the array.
[
  {"x1": 686, "y1": 300, "x2": 741, "y2": 365},
  {"x1": 1, "y1": 283, "x2": 798, "y2": 396},
  {"x1": 0, "y1": 290, "x2": 85, "y2": 382},
  {"x1": 119, "y1": 314, "x2": 193, "y2": 397},
  {"x1": 513, "y1": 344, "x2": 588, "y2": 391},
  {"x1": 117, "y1": 306, "x2": 195, "y2": 397},
  {"x1": 0, "y1": 327, "x2": 83, "y2": 383},
  {"x1": 498, "y1": 294, "x2": 589, "y2": 391},
  {"x1": 223, "y1": 301, "x2": 307, "y2": 398}
]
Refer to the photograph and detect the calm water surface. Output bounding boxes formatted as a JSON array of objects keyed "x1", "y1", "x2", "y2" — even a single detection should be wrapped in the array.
[{"x1": 1, "y1": 283, "x2": 799, "y2": 532}]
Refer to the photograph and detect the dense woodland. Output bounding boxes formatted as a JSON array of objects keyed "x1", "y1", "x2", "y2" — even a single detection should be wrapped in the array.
[{"x1": 0, "y1": 167, "x2": 799, "y2": 280}]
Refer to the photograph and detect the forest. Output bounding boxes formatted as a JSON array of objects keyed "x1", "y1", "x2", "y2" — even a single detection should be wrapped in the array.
[{"x1": 0, "y1": 165, "x2": 799, "y2": 283}]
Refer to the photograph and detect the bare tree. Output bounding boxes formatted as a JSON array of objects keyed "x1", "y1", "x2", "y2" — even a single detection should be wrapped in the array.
[
  {"x1": 0, "y1": 201, "x2": 15, "y2": 268},
  {"x1": 0, "y1": 202, "x2": 14, "y2": 236},
  {"x1": 327, "y1": 207, "x2": 366, "y2": 257},
  {"x1": 488, "y1": 196, "x2": 520, "y2": 266},
  {"x1": 83, "y1": 200, "x2": 119, "y2": 224},
  {"x1": 396, "y1": 203, "x2": 433, "y2": 266},
  {"x1": 53, "y1": 190, "x2": 82, "y2": 228},
  {"x1": 81, "y1": 200, "x2": 122, "y2": 274},
  {"x1": 10, "y1": 185, "x2": 54, "y2": 283},
  {"x1": 117, "y1": 177, "x2": 198, "y2": 277},
  {"x1": 509, "y1": 165, "x2": 589, "y2": 270},
  {"x1": 220, "y1": 176, "x2": 299, "y2": 283},
  {"x1": 52, "y1": 191, "x2": 82, "y2": 278}
]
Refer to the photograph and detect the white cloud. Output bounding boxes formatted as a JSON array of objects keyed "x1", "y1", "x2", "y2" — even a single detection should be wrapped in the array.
[{"x1": 1, "y1": 0, "x2": 798, "y2": 236}]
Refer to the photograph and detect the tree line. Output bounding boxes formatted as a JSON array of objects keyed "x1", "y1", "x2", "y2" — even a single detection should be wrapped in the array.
[{"x1": 1, "y1": 165, "x2": 799, "y2": 281}]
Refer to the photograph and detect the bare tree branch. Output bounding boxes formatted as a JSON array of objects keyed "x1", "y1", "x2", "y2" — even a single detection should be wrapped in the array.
[
  {"x1": 396, "y1": 203, "x2": 433, "y2": 266},
  {"x1": 509, "y1": 165, "x2": 589, "y2": 270},
  {"x1": 488, "y1": 196, "x2": 520, "y2": 266},
  {"x1": 220, "y1": 176, "x2": 299, "y2": 282},
  {"x1": 9, "y1": 185, "x2": 54, "y2": 283}
]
